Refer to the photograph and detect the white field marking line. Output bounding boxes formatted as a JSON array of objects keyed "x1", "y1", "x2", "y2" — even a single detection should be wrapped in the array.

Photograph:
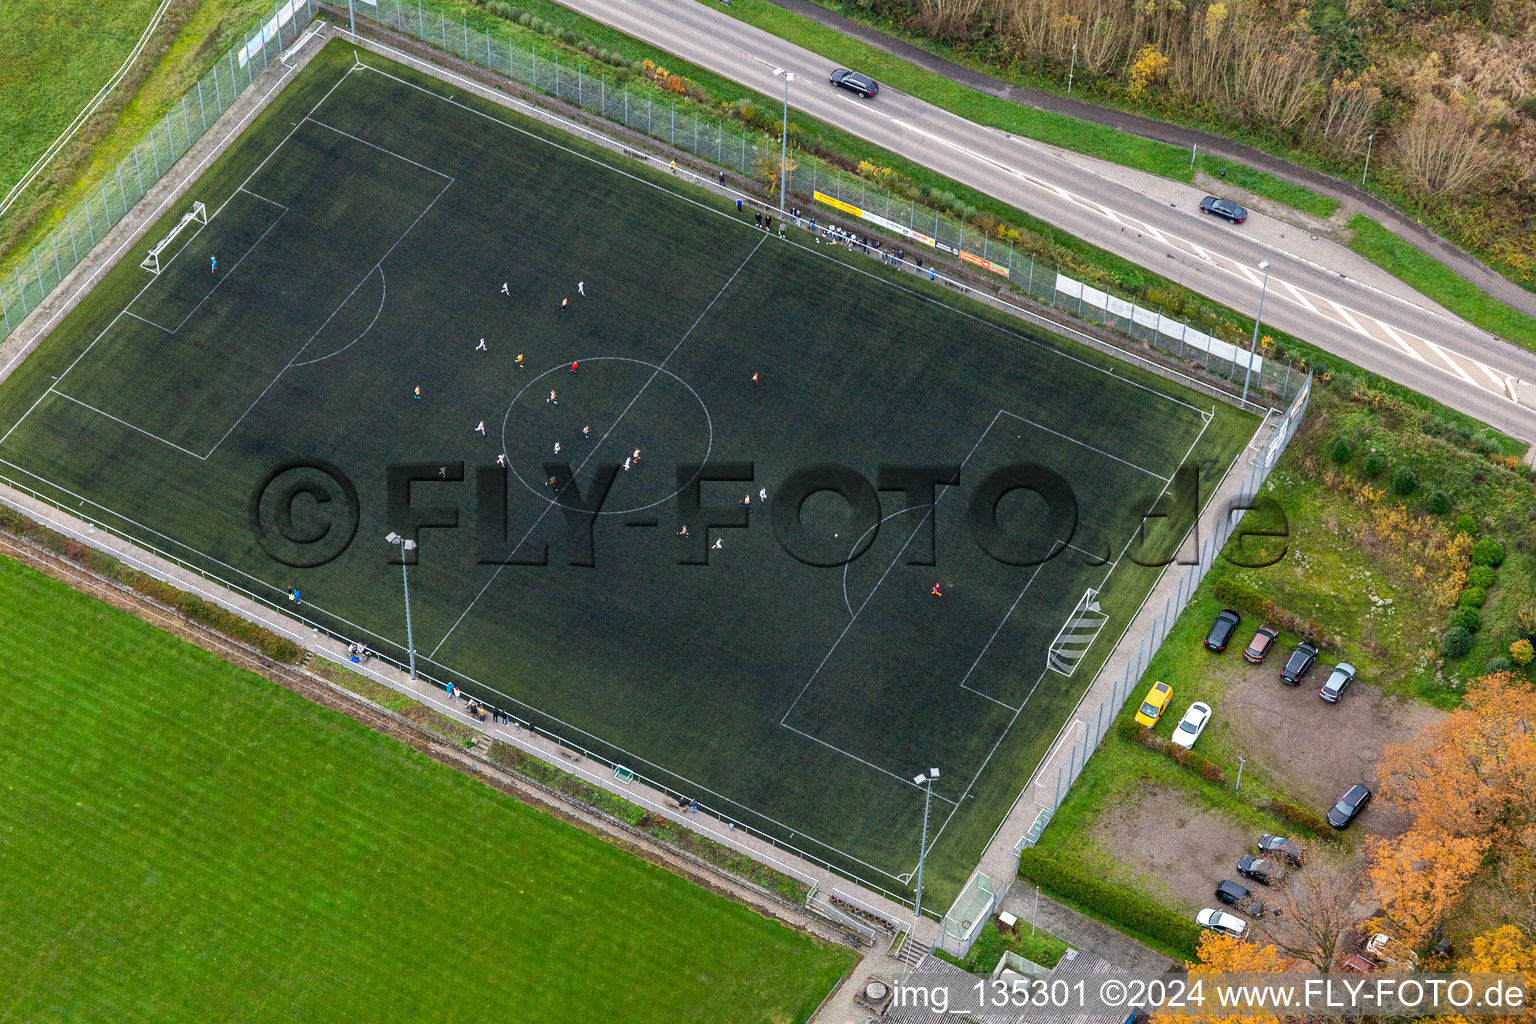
[
  {"x1": 288, "y1": 266, "x2": 386, "y2": 368},
  {"x1": 47, "y1": 389, "x2": 209, "y2": 461},
  {"x1": 997, "y1": 409, "x2": 1170, "y2": 481},
  {"x1": 131, "y1": 207, "x2": 290, "y2": 334},
  {"x1": 840, "y1": 505, "x2": 926, "y2": 619},
  {"x1": 780, "y1": 723, "x2": 960, "y2": 804},
  {"x1": 919, "y1": 405, "x2": 1212, "y2": 859},
  {"x1": 237, "y1": 186, "x2": 290, "y2": 210},
  {"x1": 780, "y1": 410, "x2": 1004, "y2": 725},
  {"x1": 955, "y1": 563, "x2": 1044, "y2": 711},
  {"x1": 0, "y1": 57, "x2": 355, "y2": 441},
  {"x1": 426, "y1": 235, "x2": 767, "y2": 659},
  {"x1": 351, "y1": 48, "x2": 1209, "y2": 422},
  {"x1": 0, "y1": 464, "x2": 913, "y2": 888},
  {"x1": 204, "y1": 176, "x2": 453, "y2": 459},
  {"x1": 123, "y1": 310, "x2": 172, "y2": 333},
  {"x1": 900, "y1": 118, "x2": 1524, "y2": 395},
  {"x1": 302, "y1": 116, "x2": 455, "y2": 180}
]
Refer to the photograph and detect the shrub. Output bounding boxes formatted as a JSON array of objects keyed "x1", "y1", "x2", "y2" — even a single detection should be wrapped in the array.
[
  {"x1": 1362, "y1": 452, "x2": 1385, "y2": 477},
  {"x1": 1472, "y1": 538, "x2": 1507, "y2": 567},
  {"x1": 1448, "y1": 606, "x2": 1482, "y2": 634},
  {"x1": 1512, "y1": 639, "x2": 1535, "y2": 668},
  {"x1": 1266, "y1": 799, "x2": 1330, "y2": 834},
  {"x1": 1456, "y1": 514, "x2": 1478, "y2": 536},
  {"x1": 1487, "y1": 656, "x2": 1513, "y2": 673},
  {"x1": 1391, "y1": 466, "x2": 1419, "y2": 496},
  {"x1": 1465, "y1": 566, "x2": 1495, "y2": 589},
  {"x1": 1425, "y1": 490, "x2": 1451, "y2": 515},
  {"x1": 1442, "y1": 625, "x2": 1473, "y2": 658},
  {"x1": 1017, "y1": 850, "x2": 1202, "y2": 958},
  {"x1": 1330, "y1": 438, "x2": 1353, "y2": 463},
  {"x1": 1459, "y1": 588, "x2": 1487, "y2": 609}
]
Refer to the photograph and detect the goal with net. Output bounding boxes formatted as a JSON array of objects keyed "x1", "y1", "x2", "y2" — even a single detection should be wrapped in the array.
[
  {"x1": 1046, "y1": 587, "x2": 1109, "y2": 676},
  {"x1": 140, "y1": 201, "x2": 207, "y2": 275}
]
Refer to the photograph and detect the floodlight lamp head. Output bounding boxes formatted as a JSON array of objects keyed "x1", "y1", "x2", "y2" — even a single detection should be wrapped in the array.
[
  {"x1": 929, "y1": 768, "x2": 940, "y2": 779},
  {"x1": 385, "y1": 532, "x2": 402, "y2": 544},
  {"x1": 1258, "y1": 260, "x2": 1271, "y2": 271},
  {"x1": 913, "y1": 773, "x2": 928, "y2": 786}
]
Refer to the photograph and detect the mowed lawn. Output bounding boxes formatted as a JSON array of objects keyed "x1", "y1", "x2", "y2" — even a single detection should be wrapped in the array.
[{"x1": 0, "y1": 556, "x2": 852, "y2": 1022}]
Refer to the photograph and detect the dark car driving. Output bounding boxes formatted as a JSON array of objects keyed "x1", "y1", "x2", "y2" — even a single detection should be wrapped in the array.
[
  {"x1": 1204, "y1": 609, "x2": 1242, "y2": 652},
  {"x1": 1200, "y1": 196, "x2": 1248, "y2": 223},
  {"x1": 1328, "y1": 784, "x2": 1372, "y2": 828},
  {"x1": 829, "y1": 68, "x2": 879, "y2": 98},
  {"x1": 1280, "y1": 642, "x2": 1318, "y2": 685}
]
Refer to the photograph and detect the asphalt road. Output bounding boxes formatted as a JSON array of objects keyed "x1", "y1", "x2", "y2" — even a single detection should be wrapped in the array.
[{"x1": 558, "y1": 0, "x2": 1536, "y2": 440}]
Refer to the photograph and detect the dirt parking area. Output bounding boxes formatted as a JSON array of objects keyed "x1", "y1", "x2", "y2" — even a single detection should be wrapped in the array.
[
  {"x1": 1212, "y1": 654, "x2": 1445, "y2": 838},
  {"x1": 1088, "y1": 787, "x2": 1256, "y2": 914}
]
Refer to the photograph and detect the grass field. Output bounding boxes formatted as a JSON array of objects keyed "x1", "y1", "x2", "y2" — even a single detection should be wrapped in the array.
[
  {"x1": 0, "y1": 39, "x2": 1252, "y2": 903},
  {"x1": 0, "y1": 554, "x2": 852, "y2": 1020}
]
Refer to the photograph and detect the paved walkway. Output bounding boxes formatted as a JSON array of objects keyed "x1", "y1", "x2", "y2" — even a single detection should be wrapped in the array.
[
  {"x1": 1000, "y1": 885, "x2": 1177, "y2": 975},
  {"x1": 762, "y1": 0, "x2": 1536, "y2": 321}
]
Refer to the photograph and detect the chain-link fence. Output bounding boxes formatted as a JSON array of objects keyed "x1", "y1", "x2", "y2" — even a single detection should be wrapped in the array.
[
  {"x1": 1044, "y1": 372, "x2": 1313, "y2": 811},
  {"x1": 0, "y1": 0, "x2": 321, "y2": 344},
  {"x1": 353, "y1": 0, "x2": 1303, "y2": 403}
]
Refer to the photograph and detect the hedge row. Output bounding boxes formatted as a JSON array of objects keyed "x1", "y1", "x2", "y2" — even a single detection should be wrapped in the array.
[
  {"x1": 1116, "y1": 719, "x2": 1224, "y2": 781},
  {"x1": 1210, "y1": 574, "x2": 1339, "y2": 651},
  {"x1": 0, "y1": 506, "x2": 303, "y2": 663},
  {"x1": 1017, "y1": 849, "x2": 1202, "y2": 959}
]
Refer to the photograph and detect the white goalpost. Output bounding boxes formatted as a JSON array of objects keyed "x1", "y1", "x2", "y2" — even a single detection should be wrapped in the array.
[
  {"x1": 1046, "y1": 587, "x2": 1109, "y2": 676},
  {"x1": 140, "y1": 200, "x2": 207, "y2": 275}
]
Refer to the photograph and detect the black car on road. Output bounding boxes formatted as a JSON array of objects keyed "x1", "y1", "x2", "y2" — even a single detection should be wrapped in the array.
[
  {"x1": 1280, "y1": 642, "x2": 1318, "y2": 685},
  {"x1": 1204, "y1": 609, "x2": 1241, "y2": 652},
  {"x1": 829, "y1": 69, "x2": 879, "y2": 98},
  {"x1": 1200, "y1": 196, "x2": 1248, "y2": 223},
  {"x1": 1328, "y1": 784, "x2": 1373, "y2": 828}
]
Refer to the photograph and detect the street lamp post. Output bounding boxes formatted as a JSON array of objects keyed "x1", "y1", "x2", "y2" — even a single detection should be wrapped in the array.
[
  {"x1": 1241, "y1": 260, "x2": 1271, "y2": 408},
  {"x1": 1362, "y1": 133, "x2": 1375, "y2": 186},
  {"x1": 912, "y1": 768, "x2": 940, "y2": 924},
  {"x1": 385, "y1": 532, "x2": 418, "y2": 679},
  {"x1": 773, "y1": 68, "x2": 796, "y2": 218},
  {"x1": 1067, "y1": 42, "x2": 1077, "y2": 95},
  {"x1": 1235, "y1": 756, "x2": 1247, "y2": 793}
]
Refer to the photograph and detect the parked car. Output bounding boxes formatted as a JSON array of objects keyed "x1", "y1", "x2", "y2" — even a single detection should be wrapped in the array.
[
  {"x1": 1199, "y1": 195, "x2": 1249, "y2": 223},
  {"x1": 1280, "y1": 642, "x2": 1318, "y2": 685},
  {"x1": 1257, "y1": 834, "x2": 1306, "y2": 867},
  {"x1": 1134, "y1": 681, "x2": 1174, "y2": 728},
  {"x1": 1196, "y1": 908, "x2": 1247, "y2": 938},
  {"x1": 1328, "y1": 784, "x2": 1373, "y2": 828},
  {"x1": 1243, "y1": 626, "x2": 1279, "y2": 664},
  {"x1": 1215, "y1": 880, "x2": 1250, "y2": 906},
  {"x1": 1171, "y1": 702, "x2": 1212, "y2": 750},
  {"x1": 1236, "y1": 855, "x2": 1283, "y2": 885},
  {"x1": 1319, "y1": 663, "x2": 1357, "y2": 703},
  {"x1": 1204, "y1": 609, "x2": 1242, "y2": 652},
  {"x1": 829, "y1": 68, "x2": 879, "y2": 98}
]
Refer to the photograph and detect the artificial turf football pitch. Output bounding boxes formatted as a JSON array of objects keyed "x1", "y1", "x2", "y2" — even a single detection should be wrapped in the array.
[{"x1": 0, "y1": 40, "x2": 1254, "y2": 903}]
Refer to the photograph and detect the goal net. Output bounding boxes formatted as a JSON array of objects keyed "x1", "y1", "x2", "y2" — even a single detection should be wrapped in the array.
[
  {"x1": 1046, "y1": 587, "x2": 1109, "y2": 676},
  {"x1": 140, "y1": 201, "x2": 207, "y2": 275}
]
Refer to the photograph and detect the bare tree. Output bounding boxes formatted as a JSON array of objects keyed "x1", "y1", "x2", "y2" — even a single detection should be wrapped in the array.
[
  {"x1": 1273, "y1": 865, "x2": 1362, "y2": 972},
  {"x1": 1394, "y1": 97, "x2": 1498, "y2": 198}
]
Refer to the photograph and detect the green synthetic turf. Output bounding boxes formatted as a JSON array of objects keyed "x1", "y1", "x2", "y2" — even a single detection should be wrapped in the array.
[
  {"x1": 0, "y1": 40, "x2": 1252, "y2": 902},
  {"x1": 0, "y1": 555, "x2": 852, "y2": 1021}
]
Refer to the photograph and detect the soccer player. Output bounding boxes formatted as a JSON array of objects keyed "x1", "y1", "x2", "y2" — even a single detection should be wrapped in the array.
[
  {"x1": 570, "y1": 361, "x2": 579, "y2": 374},
  {"x1": 501, "y1": 282, "x2": 510, "y2": 295},
  {"x1": 475, "y1": 420, "x2": 486, "y2": 434},
  {"x1": 751, "y1": 372, "x2": 758, "y2": 384},
  {"x1": 577, "y1": 281, "x2": 585, "y2": 296},
  {"x1": 548, "y1": 389, "x2": 557, "y2": 404},
  {"x1": 623, "y1": 457, "x2": 631, "y2": 472},
  {"x1": 496, "y1": 453, "x2": 506, "y2": 467},
  {"x1": 210, "y1": 256, "x2": 217, "y2": 276},
  {"x1": 582, "y1": 425, "x2": 590, "y2": 439},
  {"x1": 516, "y1": 353, "x2": 525, "y2": 369},
  {"x1": 561, "y1": 297, "x2": 568, "y2": 310},
  {"x1": 414, "y1": 386, "x2": 421, "y2": 400},
  {"x1": 931, "y1": 583, "x2": 943, "y2": 597},
  {"x1": 476, "y1": 338, "x2": 487, "y2": 351},
  {"x1": 632, "y1": 448, "x2": 641, "y2": 463},
  {"x1": 554, "y1": 442, "x2": 561, "y2": 454},
  {"x1": 712, "y1": 538, "x2": 723, "y2": 550}
]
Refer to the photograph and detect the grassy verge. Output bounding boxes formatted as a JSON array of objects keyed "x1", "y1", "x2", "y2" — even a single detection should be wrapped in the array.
[
  {"x1": 708, "y1": 0, "x2": 1339, "y2": 219},
  {"x1": 1347, "y1": 214, "x2": 1536, "y2": 354},
  {"x1": 0, "y1": 552, "x2": 854, "y2": 1021},
  {"x1": 0, "y1": 0, "x2": 275, "y2": 280}
]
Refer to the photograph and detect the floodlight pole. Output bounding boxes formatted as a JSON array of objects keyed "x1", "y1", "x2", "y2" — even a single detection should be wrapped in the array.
[
  {"x1": 1067, "y1": 42, "x2": 1077, "y2": 94},
  {"x1": 1235, "y1": 756, "x2": 1247, "y2": 792},
  {"x1": 912, "y1": 768, "x2": 940, "y2": 924},
  {"x1": 1241, "y1": 260, "x2": 1270, "y2": 409},
  {"x1": 1362, "y1": 133, "x2": 1374, "y2": 186},
  {"x1": 385, "y1": 532, "x2": 418, "y2": 679},
  {"x1": 348, "y1": 0, "x2": 356, "y2": 40},
  {"x1": 773, "y1": 68, "x2": 795, "y2": 218}
]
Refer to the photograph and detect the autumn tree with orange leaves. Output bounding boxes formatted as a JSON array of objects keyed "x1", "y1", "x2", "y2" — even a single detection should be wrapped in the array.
[
  {"x1": 1370, "y1": 672, "x2": 1536, "y2": 948},
  {"x1": 1154, "y1": 933, "x2": 1298, "y2": 1024}
]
